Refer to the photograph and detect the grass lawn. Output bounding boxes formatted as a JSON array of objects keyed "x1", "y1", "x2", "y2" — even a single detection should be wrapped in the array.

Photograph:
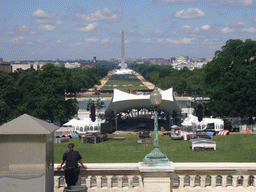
[
  {"x1": 102, "y1": 74, "x2": 148, "y2": 92},
  {"x1": 54, "y1": 134, "x2": 256, "y2": 163}
]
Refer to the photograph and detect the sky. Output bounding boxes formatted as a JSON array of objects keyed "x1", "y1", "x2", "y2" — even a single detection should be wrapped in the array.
[{"x1": 1, "y1": 0, "x2": 256, "y2": 61}]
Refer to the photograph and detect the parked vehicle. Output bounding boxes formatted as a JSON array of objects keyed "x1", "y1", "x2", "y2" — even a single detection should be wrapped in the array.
[{"x1": 139, "y1": 130, "x2": 150, "y2": 139}]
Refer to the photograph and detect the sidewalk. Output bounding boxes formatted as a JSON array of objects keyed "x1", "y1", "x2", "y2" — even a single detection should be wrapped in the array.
[{"x1": 134, "y1": 71, "x2": 163, "y2": 92}]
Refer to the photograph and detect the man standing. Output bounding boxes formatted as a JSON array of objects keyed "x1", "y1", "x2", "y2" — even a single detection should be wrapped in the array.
[{"x1": 57, "y1": 143, "x2": 87, "y2": 188}]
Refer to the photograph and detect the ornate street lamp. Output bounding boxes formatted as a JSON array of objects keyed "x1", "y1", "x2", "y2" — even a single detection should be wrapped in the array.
[{"x1": 144, "y1": 87, "x2": 169, "y2": 164}]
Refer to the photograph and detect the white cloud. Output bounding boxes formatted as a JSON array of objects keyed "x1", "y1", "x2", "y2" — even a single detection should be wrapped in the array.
[
  {"x1": 85, "y1": 38, "x2": 100, "y2": 42},
  {"x1": 210, "y1": 0, "x2": 253, "y2": 6},
  {"x1": 229, "y1": 21, "x2": 244, "y2": 29},
  {"x1": 18, "y1": 25, "x2": 30, "y2": 31},
  {"x1": 101, "y1": 38, "x2": 110, "y2": 43},
  {"x1": 175, "y1": 8, "x2": 206, "y2": 19},
  {"x1": 203, "y1": 39, "x2": 219, "y2": 44},
  {"x1": 56, "y1": 20, "x2": 63, "y2": 25},
  {"x1": 182, "y1": 38, "x2": 195, "y2": 43},
  {"x1": 241, "y1": 27, "x2": 256, "y2": 33},
  {"x1": 77, "y1": 8, "x2": 122, "y2": 22},
  {"x1": 193, "y1": 27, "x2": 200, "y2": 33},
  {"x1": 142, "y1": 38, "x2": 152, "y2": 43},
  {"x1": 226, "y1": 0, "x2": 253, "y2": 6},
  {"x1": 34, "y1": 19, "x2": 51, "y2": 24},
  {"x1": 38, "y1": 24, "x2": 56, "y2": 31},
  {"x1": 221, "y1": 27, "x2": 234, "y2": 33},
  {"x1": 32, "y1": 9, "x2": 57, "y2": 18},
  {"x1": 166, "y1": 38, "x2": 195, "y2": 44},
  {"x1": 180, "y1": 25, "x2": 192, "y2": 33},
  {"x1": 56, "y1": 40, "x2": 62, "y2": 43},
  {"x1": 11, "y1": 36, "x2": 25, "y2": 43},
  {"x1": 153, "y1": 30, "x2": 162, "y2": 34},
  {"x1": 71, "y1": 42, "x2": 82, "y2": 46},
  {"x1": 77, "y1": 23, "x2": 98, "y2": 32},
  {"x1": 84, "y1": 38, "x2": 111, "y2": 43},
  {"x1": 101, "y1": 24, "x2": 115, "y2": 30},
  {"x1": 201, "y1": 24, "x2": 210, "y2": 30},
  {"x1": 158, "y1": 39, "x2": 164, "y2": 42},
  {"x1": 183, "y1": 25, "x2": 192, "y2": 30},
  {"x1": 30, "y1": 31, "x2": 36, "y2": 35}
]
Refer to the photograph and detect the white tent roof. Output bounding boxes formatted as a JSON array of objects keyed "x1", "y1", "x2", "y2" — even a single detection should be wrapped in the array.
[
  {"x1": 63, "y1": 118, "x2": 79, "y2": 126},
  {"x1": 105, "y1": 88, "x2": 181, "y2": 116},
  {"x1": 181, "y1": 114, "x2": 199, "y2": 126},
  {"x1": 67, "y1": 118, "x2": 103, "y2": 127},
  {"x1": 114, "y1": 69, "x2": 133, "y2": 75}
]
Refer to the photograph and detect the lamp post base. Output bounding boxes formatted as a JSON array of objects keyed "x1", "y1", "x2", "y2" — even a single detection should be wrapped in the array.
[{"x1": 143, "y1": 147, "x2": 170, "y2": 166}]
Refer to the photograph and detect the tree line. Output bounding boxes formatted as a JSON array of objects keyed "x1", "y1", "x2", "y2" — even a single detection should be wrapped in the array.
[
  {"x1": 0, "y1": 63, "x2": 113, "y2": 125},
  {"x1": 133, "y1": 64, "x2": 204, "y2": 96}
]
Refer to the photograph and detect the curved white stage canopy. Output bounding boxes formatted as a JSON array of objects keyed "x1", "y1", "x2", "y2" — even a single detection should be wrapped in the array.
[{"x1": 105, "y1": 88, "x2": 181, "y2": 117}]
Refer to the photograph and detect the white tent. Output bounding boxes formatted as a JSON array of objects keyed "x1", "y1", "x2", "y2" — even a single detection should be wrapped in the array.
[
  {"x1": 105, "y1": 88, "x2": 181, "y2": 117},
  {"x1": 181, "y1": 114, "x2": 199, "y2": 126},
  {"x1": 63, "y1": 118, "x2": 79, "y2": 126},
  {"x1": 181, "y1": 114, "x2": 224, "y2": 132}
]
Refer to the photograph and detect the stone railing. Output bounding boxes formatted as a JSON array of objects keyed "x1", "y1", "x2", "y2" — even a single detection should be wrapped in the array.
[{"x1": 54, "y1": 163, "x2": 256, "y2": 192}]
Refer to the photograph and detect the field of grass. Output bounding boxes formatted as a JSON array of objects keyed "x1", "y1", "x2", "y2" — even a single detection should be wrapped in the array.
[
  {"x1": 102, "y1": 74, "x2": 148, "y2": 92},
  {"x1": 54, "y1": 134, "x2": 256, "y2": 163}
]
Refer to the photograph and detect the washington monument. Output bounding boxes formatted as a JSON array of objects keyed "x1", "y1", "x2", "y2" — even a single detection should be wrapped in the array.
[{"x1": 119, "y1": 30, "x2": 127, "y2": 69}]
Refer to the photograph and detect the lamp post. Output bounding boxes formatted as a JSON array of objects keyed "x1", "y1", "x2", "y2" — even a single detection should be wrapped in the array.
[{"x1": 144, "y1": 87, "x2": 169, "y2": 164}]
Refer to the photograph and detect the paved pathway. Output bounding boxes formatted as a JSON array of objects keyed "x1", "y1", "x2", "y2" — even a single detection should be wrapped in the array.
[{"x1": 133, "y1": 71, "x2": 163, "y2": 92}]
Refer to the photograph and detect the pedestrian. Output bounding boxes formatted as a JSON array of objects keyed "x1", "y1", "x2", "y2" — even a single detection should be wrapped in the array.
[
  {"x1": 237, "y1": 174, "x2": 242, "y2": 185},
  {"x1": 57, "y1": 143, "x2": 87, "y2": 189}
]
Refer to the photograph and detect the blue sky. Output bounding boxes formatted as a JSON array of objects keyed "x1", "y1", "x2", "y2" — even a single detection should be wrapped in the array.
[{"x1": 1, "y1": 0, "x2": 256, "y2": 60}]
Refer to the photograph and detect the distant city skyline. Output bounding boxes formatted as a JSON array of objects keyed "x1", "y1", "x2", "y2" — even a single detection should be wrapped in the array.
[{"x1": 1, "y1": 0, "x2": 256, "y2": 61}]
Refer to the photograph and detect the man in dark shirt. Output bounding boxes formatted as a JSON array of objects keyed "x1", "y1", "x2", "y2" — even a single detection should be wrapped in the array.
[{"x1": 57, "y1": 143, "x2": 87, "y2": 187}]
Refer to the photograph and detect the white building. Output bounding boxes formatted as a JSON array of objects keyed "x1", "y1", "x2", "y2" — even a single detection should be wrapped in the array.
[
  {"x1": 11, "y1": 62, "x2": 47, "y2": 72},
  {"x1": 64, "y1": 62, "x2": 80, "y2": 69},
  {"x1": 171, "y1": 55, "x2": 207, "y2": 70}
]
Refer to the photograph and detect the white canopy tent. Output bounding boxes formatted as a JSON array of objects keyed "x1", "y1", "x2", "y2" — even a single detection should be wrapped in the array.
[
  {"x1": 105, "y1": 88, "x2": 181, "y2": 117},
  {"x1": 57, "y1": 117, "x2": 104, "y2": 133},
  {"x1": 181, "y1": 114, "x2": 224, "y2": 132},
  {"x1": 63, "y1": 118, "x2": 79, "y2": 126}
]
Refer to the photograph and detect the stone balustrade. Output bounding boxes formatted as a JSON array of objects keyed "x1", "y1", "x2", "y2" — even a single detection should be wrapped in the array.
[{"x1": 54, "y1": 163, "x2": 256, "y2": 192}]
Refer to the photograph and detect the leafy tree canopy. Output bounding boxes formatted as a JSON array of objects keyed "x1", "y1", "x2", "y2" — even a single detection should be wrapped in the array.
[
  {"x1": 204, "y1": 39, "x2": 256, "y2": 118},
  {"x1": 0, "y1": 63, "x2": 112, "y2": 125}
]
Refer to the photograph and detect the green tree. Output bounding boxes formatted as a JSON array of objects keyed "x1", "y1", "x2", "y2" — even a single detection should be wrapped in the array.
[
  {"x1": 14, "y1": 64, "x2": 79, "y2": 122},
  {"x1": 204, "y1": 39, "x2": 256, "y2": 119},
  {"x1": 0, "y1": 72, "x2": 20, "y2": 124}
]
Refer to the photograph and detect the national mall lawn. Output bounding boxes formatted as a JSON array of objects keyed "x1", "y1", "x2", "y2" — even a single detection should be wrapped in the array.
[{"x1": 54, "y1": 133, "x2": 256, "y2": 163}]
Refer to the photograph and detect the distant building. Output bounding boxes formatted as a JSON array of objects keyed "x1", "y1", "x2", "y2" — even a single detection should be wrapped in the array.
[
  {"x1": 171, "y1": 55, "x2": 206, "y2": 70},
  {"x1": 64, "y1": 62, "x2": 80, "y2": 69},
  {"x1": 80, "y1": 61, "x2": 90, "y2": 70},
  {"x1": 11, "y1": 62, "x2": 47, "y2": 72},
  {"x1": 0, "y1": 62, "x2": 12, "y2": 73},
  {"x1": 80, "y1": 57, "x2": 97, "y2": 70},
  {"x1": 0, "y1": 58, "x2": 4, "y2": 62},
  {"x1": 90, "y1": 56, "x2": 97, "y2": 69}
]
